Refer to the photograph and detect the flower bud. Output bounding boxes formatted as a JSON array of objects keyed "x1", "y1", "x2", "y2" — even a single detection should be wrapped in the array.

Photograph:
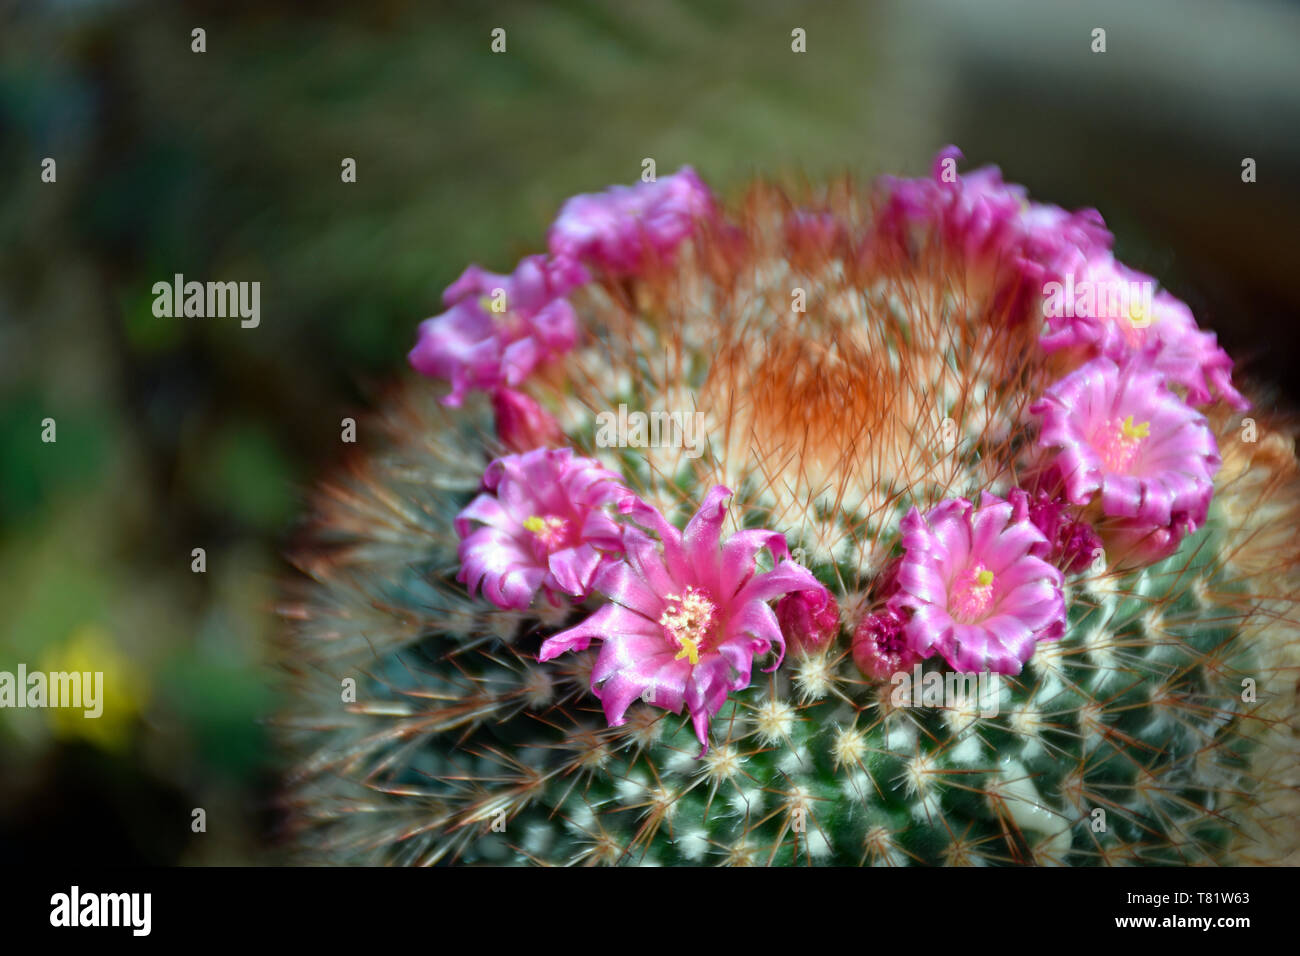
[
  {"x1": 851, "y1": 607, "x2": 918, "y2": 681},
  {"x1": 492, "y1": 387, "x2": 563, "y2": 453},
  {"x1": 775, "y1": 586, "x2": 839, "y2": 654}
]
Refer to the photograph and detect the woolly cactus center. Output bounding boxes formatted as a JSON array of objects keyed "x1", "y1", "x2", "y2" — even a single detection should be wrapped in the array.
[
  {"x1": 1094, "y1": 415, "x2": 1151, "y2": 472},
  {"x1": 659, "y1": 587, "x2": 718, "y2": 666},
  {"x1": 951, "y1": 563, "x2": 997, "y2": 622},
  {"x1": 522, "y1": 514, "x2": 571, "y2": 550}
]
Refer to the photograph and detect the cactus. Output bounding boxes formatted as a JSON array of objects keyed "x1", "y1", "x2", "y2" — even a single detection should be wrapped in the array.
[{"x1": 276, "y1": 153, "x2": 1300, "y2": 865}]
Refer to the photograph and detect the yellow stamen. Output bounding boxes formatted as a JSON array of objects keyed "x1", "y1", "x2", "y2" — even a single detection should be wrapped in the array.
[
  {"x1": 522, "y1": 516, "x2": 546, "y2": 534},
  {"x1": 1121, "y1": 415, "x2": 1150, "y2": 441},
  {"x1": 480, "y1": 294, "x2": 508, "y2": 315},
  {"x1": 674, "y1": 637, "x2": 701, "y2": 666},
  {"x1": 659, "y1": 588, "x2": 716, "y2": 667},
  {"x1": 976, "y1": 569, "x2": 994, "y2": 588}
]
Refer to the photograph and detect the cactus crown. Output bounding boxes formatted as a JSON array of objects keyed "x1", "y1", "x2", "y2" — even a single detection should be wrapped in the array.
[{"x1": 278, "y1": 154, "x2": 1300, "y2": 865}]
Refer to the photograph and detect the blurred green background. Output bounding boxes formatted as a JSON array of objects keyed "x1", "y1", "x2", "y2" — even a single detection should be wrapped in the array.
[{"x1": 2, "y1": 0, "x2": 1298, "y2": 864}]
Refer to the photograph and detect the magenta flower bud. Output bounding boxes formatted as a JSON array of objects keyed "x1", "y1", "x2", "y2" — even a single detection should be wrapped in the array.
[
  {"x1": 851, "y1": 607, "x2": 917, "y2": 682},
  {"x1": 1056, "y1": 518, "x2": 1105, "y2": 575},
  {"x1": 492, "y1": 388, "x2": 563, "y2": 454},
  {"x1": 775, "y1": 586, "x2": 840, "y2": 654},
  {"x1": 1013, "y1": 487, "x2": 1105, "y2": 575}
]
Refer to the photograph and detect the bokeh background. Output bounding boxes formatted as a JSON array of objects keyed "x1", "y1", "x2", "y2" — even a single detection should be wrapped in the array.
[{"x1": 2, "y1": 0, "x2": 1298, "y2": 865}]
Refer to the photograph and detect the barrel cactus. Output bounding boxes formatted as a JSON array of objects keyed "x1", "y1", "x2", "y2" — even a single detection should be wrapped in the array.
[{"x1": 277, "y1": 150, "x2": 1300, "y2": 865}]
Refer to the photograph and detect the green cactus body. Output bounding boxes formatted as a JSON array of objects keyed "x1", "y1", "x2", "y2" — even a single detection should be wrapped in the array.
[{"x1": 278, "y1": 172, "x2": 1300, "y2": 866}]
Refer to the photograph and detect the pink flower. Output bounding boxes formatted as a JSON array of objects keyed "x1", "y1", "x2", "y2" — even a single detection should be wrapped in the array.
[
  {"x1": 492, "y1": 387, "x2": 563, "y2": 454},
  {"x1": 1103, "y1": 520, "x2": 1188, "y2": 567},
  {"x1": 875, "y1": 146, "x2": 1026, "y2": 262},
  {"x1": 874, "y1": 146, "x2": 1111, "y2": 320},
  {"x1": 1030, "y1": 357, "x2": 1221, "y2": 545},
  {"x1": 409, "y1": 255, "x2": 588, "y2": 406},
  {"x1": 547, "y1": 167, "x2": 716, "y2": 274},
  {"x1": 892, "y1": 494, "x2": 1066, "y2": 675},
  {"x1": 456, "y1": 448, "x2": 627, "y2": 610},
  {"x1": 1018, "y1": 201, "x2": 1113, "y2": 279},
  {"x1": 851, "y1": 607, "x2": 919, "y2": 681},
  {"x1": 538, "y1": 486, "x2": 824, "y2": 753},
  {"x1": 775, "y1": 587, "x2": 840, "y2": 654},
  {"x1": 1039, "y1": 254, "x2": 1247, "y2": 410}
]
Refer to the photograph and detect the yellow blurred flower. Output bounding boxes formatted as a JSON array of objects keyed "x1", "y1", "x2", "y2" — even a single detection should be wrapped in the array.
[{"x1": 40, "y1": 624, "x2": 148, "y2": 751}]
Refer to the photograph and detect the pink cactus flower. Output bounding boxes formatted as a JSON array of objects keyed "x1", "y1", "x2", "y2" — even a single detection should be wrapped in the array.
[
  {"x1": 538, "y1": 486, "x2": 824, "y2": 753},
  {"x1": 1039, "y1": 254, "x2": 1247, "y2": 410},
  {"x1": 1016, "y1": 193, "x2": 1111, "y2": 269},
  {"x1": 1103, "y1": 518, "x2": 1192, "y2": 567},
  {"x1": 775, "y1": 586, "x2": 840, "y2": 654},
  {"x1": 456, "y1": 448, "x2": 627, "y2": 610},
  {"x1": 1030, "y1": 357, "x2": 1221, "y2": 549},
  {"x1": 874, "y1": 146, "x2": 1112, "y2": 321},
  {"x1": 547, "y1": 167, "x2": 716, "y2": 274},
  {"x1": 875, "y1": 146, "x2": 1025, "y2": 261},
  {"x1": 409, "y1": 254, "x2": 588, "y2": 406},
  {"x1": 878, "y1": 146, "x2": 1106, "y2": 259},
  {"x1": 892, "y1": 493, "x2": 1066, "y2": 675},
  {"x1": 491, "y1": 387, "x2": 563, "y2": 454}
]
